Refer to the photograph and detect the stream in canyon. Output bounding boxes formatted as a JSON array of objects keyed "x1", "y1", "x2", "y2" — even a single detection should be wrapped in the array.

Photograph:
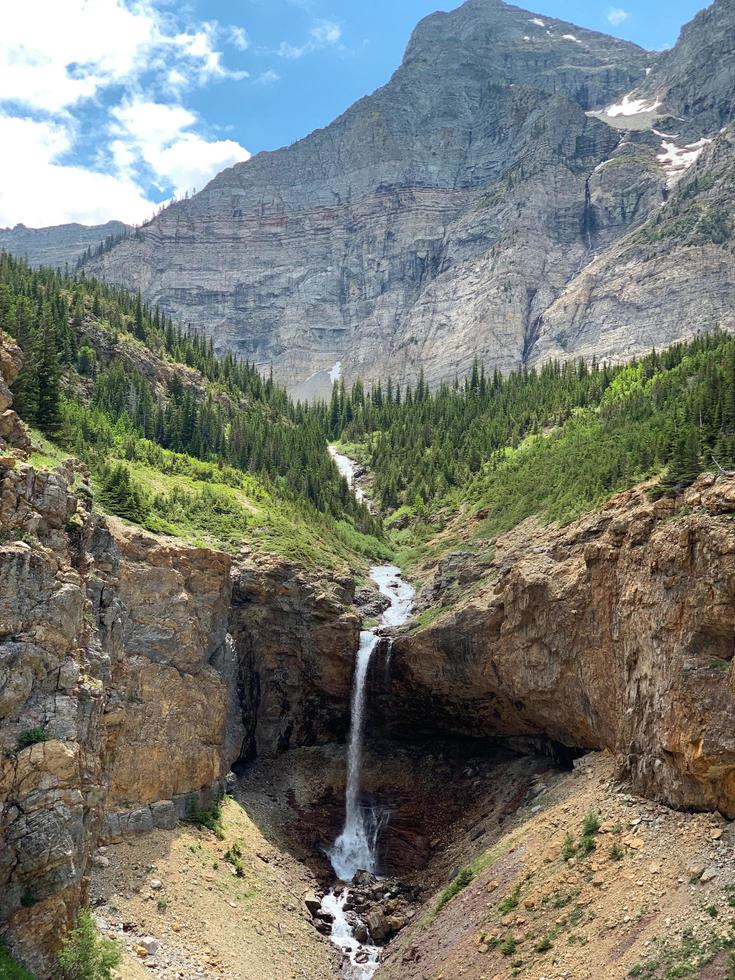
[
  {"x1": 328, "y1": 445, "x2": 368, "y2": 505},
  {"x1": 323, "y1": 447, "x2": 415, "y2": 976}
]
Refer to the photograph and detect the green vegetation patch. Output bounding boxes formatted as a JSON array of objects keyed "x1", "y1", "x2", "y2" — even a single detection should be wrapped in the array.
[
  {"x1": 0, "y1": 943, "x2": 35, "y2": 980},
  {"x1": 57, "y1": 908, "x2": 122, "y2": 980}
]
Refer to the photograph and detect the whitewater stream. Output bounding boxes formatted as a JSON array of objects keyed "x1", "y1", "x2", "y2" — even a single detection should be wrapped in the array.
[
  {"x1": 324, "y1": 446, "x2": 414, "y2": 977},
  {"x1": 328, "y1": 445, "x2": 368, "y2": 505},
  {"x1": 324, "y1": 563, "x2": 414, "y2": 979}
]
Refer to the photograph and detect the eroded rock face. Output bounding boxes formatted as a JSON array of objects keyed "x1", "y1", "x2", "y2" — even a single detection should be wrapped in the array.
[
  {"x1": 0, "y1": 464, "x2": 244, "y2": 975},
  {"x1": 88, "y1": 520, "x2": 241, "y2": 812},
  {"x1": 230, "y1": 561, "x2": 359, "y2": 757},
  {"x1": 0, "y1": 330, "x2": 30, "y2": 453},
  {"x1": 379, "y1": 474, "x2": 735, "y2": 815},
  {"x1": 0, "y1": 434, "x2": 359, "y2": 973},
  {"x1": 0, "y1": 319, "x2": 243, "y2": 973}
]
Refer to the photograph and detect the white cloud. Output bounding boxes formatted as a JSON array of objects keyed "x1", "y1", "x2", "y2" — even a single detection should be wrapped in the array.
[
  {"x1": 310, "y1": 21, "x2": 342, "y2": 45},
  {"x1": 607, "y1": 7, "x2": 630, "y2": 25},
  {"x1": 111, "y1": 98, "x2": 250, "y2": 198},
  {"x1": 0, "y1": 113, "x2": 155, "y2": 226},
  {"x1": 228, "y1": 26, "x2": 250, "y2": 51},
  {"x1": 0, "y1": 0, "x2": 245, "y2": 114},
  {"x1": 0, "y1": 0, "x2": 252, "y2": 227},
  {"x1": 278, "y1": 19, "x2": 342, "y2": 59},
  {"x1": 254, "y1": 69, "x2": 281, "y2": 86}
]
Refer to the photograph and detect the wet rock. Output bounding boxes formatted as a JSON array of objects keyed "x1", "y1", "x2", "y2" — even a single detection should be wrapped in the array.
[
  {"x1": 304, "y1": 894, "x2": 322, "y2": 916},
  {"x1": 352, "y1": 870, "x2": 377, "y2": 888}
]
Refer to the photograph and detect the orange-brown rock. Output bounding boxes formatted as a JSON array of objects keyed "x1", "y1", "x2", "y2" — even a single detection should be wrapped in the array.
[
  {"x1": 90, "y1": 520, "x2": 240, "y2": 810},
  {"x1": 0, "y1": 453, "x2": 358, "y2": 975},
  {"x1": 381, "y1": 474, "x2": 735, "y2": 815}
]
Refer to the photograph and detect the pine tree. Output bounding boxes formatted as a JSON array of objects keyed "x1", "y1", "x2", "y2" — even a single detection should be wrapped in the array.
[{"x1": 36, "y1": 317, "x2": 63, "y2": 434}]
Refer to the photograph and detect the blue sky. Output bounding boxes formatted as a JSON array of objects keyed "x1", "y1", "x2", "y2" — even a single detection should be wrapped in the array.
[{"x1": 0, "y1": 0, "x2": 706, "y2": 228}]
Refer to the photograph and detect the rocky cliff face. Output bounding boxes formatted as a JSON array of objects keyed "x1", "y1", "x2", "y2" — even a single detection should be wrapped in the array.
[
  {"x1": 0, "y1": 334, "x2": 358, "y2": 975},
  {"x1": 76, "y1": 0, "x2": 735, "y2": 393},
  {"x1": 83, "y1": 0, "x2": 653, "y2": 390},
  {"x1": 533, "y1": 0, "x2": 735, "y2": 366},
  {"x1": 0, "y1": 450, "x2": 241, "y2": 975},
  {"x1": 374, "y1": 474, "x2": 735, "y2": 816},
  {"x1": 230, "y1": 561, "x2": 358, "y2": 758}
]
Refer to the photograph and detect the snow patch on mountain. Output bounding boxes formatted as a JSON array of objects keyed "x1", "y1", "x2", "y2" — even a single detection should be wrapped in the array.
[{"x1": 657, "y1": 138, "x2": 712, "y2": 187}]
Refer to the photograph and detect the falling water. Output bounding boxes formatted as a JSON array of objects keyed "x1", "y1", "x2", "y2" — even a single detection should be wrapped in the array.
[
  {"x1": 329, "y1": 629, "x2": 380, "y2": 880},
  {"x1": 325, "y1": 563, "x2": 415, "y2": 979}
]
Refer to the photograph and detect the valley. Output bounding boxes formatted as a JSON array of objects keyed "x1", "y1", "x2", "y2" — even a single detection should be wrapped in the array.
[{"x1": 1, "y1": 0, "x2": 735, "y2": 977}]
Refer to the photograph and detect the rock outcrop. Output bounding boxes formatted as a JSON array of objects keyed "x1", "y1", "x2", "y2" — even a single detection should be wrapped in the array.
[
  {"x1": 377, "y1": 474, "x2": 735, "y2": 816},
  {"x1": 230, "y1": 560, "x2": 359, "y2": 758},
  {"x1": 0, "y1": 450, "x2": 239, "y2": 975},
  {"x1": 0, "y1": 334, "x2": 358, "y2": 974},
  {"x1": 0, "y1": 467, "x2": 359, "y2": 975}
]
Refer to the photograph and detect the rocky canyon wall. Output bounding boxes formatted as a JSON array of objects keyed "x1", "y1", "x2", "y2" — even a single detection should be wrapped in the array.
[
  {"x1": 230, "y1": 562, "x2": 359, "y2": 758},
  {"x1": 377, "y1": 474, "x2": 735, "y2": 816},
  {"x1": 0, "y1": 333, "x2": 357, "y2": 975}
]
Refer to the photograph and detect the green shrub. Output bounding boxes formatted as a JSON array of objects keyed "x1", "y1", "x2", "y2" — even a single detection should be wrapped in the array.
[
  {"x1": 16, "y1": 727, "x2": 48, "y2": 750},
  {"x1": 562, "y1": 833, "x2": 577, "y2": 861},
  {"x1": 610, "y1": 843, "x2": 624, "y2": 861},
  {"x1": 578, "y1": 810, "x2": 600, "y2": 856},
  {"x1": 501, "y1": 935, "x2": 517, "y2": 956},
  {"x1": 57, "y1": 908, "x2": 121, "y2": 979},
  {"x1": 435, "y1": 866, "x2": 475, "y2": 913},
  {"x1": 498, "y1": 883, "x2": 521, "y2": 913},
  {"x1": 224, "y1": 842, "x2": 245, "y2": 877},
  {"x1": 0, "y1": 943, "x2": 35, "y2": 980},
  {"x1": 535, "y1": 934, "x2": 554, "y2": 953},
  {"x1": 185, "y1": 800, "x2": 224, "y2": 839},
  {"x1": 581, "y1": 811, "x2": 600, "y2": 836}
]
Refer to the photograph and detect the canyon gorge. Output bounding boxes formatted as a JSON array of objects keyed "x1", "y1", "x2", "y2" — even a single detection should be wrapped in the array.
[
  {"x1": 1, "y1": 322, "x2": 735, "y2": 977},
  {"x1": 1, "y1": 0, "x2": 735, "y2": 977}
]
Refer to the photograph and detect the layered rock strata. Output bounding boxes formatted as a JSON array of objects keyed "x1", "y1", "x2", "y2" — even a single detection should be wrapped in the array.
[{"x1": 83, "y1": 0, "x2": 652, "y2": 391}]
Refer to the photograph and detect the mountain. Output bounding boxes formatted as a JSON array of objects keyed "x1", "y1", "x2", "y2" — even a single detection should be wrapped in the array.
[
  {"x1": 81, "y1": 0, "x2": 652, "y2": 389},
  {"x1": 0, "y1": 220, "x2": 131, "y2": 270},
  {"x1": 533, "y1": 0, "x2": 735, "y2": 365},
  {"x1": 73, "y1": 0, "x2": 735, "y2": 391}
]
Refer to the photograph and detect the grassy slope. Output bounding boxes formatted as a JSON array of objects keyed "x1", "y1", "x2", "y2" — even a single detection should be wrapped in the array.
[{"x1": 27, "y1": 347, "x2": 389, "y2": 574}]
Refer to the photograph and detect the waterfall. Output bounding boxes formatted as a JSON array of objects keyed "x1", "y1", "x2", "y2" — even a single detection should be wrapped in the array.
[
  {"x1": 324, "y1": 563, "x2": 415, "y2": 979},
  {"x1": 329, "y1": 630, "x2": 379, "y2": 880}
]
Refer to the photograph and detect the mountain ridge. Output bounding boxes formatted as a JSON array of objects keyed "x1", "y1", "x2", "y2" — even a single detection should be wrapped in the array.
[
  {"x1": 77, "y1": 0, "x2": 658, "y2": 392},
  {"x1": 5, "y1": 0, "x2": 734, "y2": 393}
]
